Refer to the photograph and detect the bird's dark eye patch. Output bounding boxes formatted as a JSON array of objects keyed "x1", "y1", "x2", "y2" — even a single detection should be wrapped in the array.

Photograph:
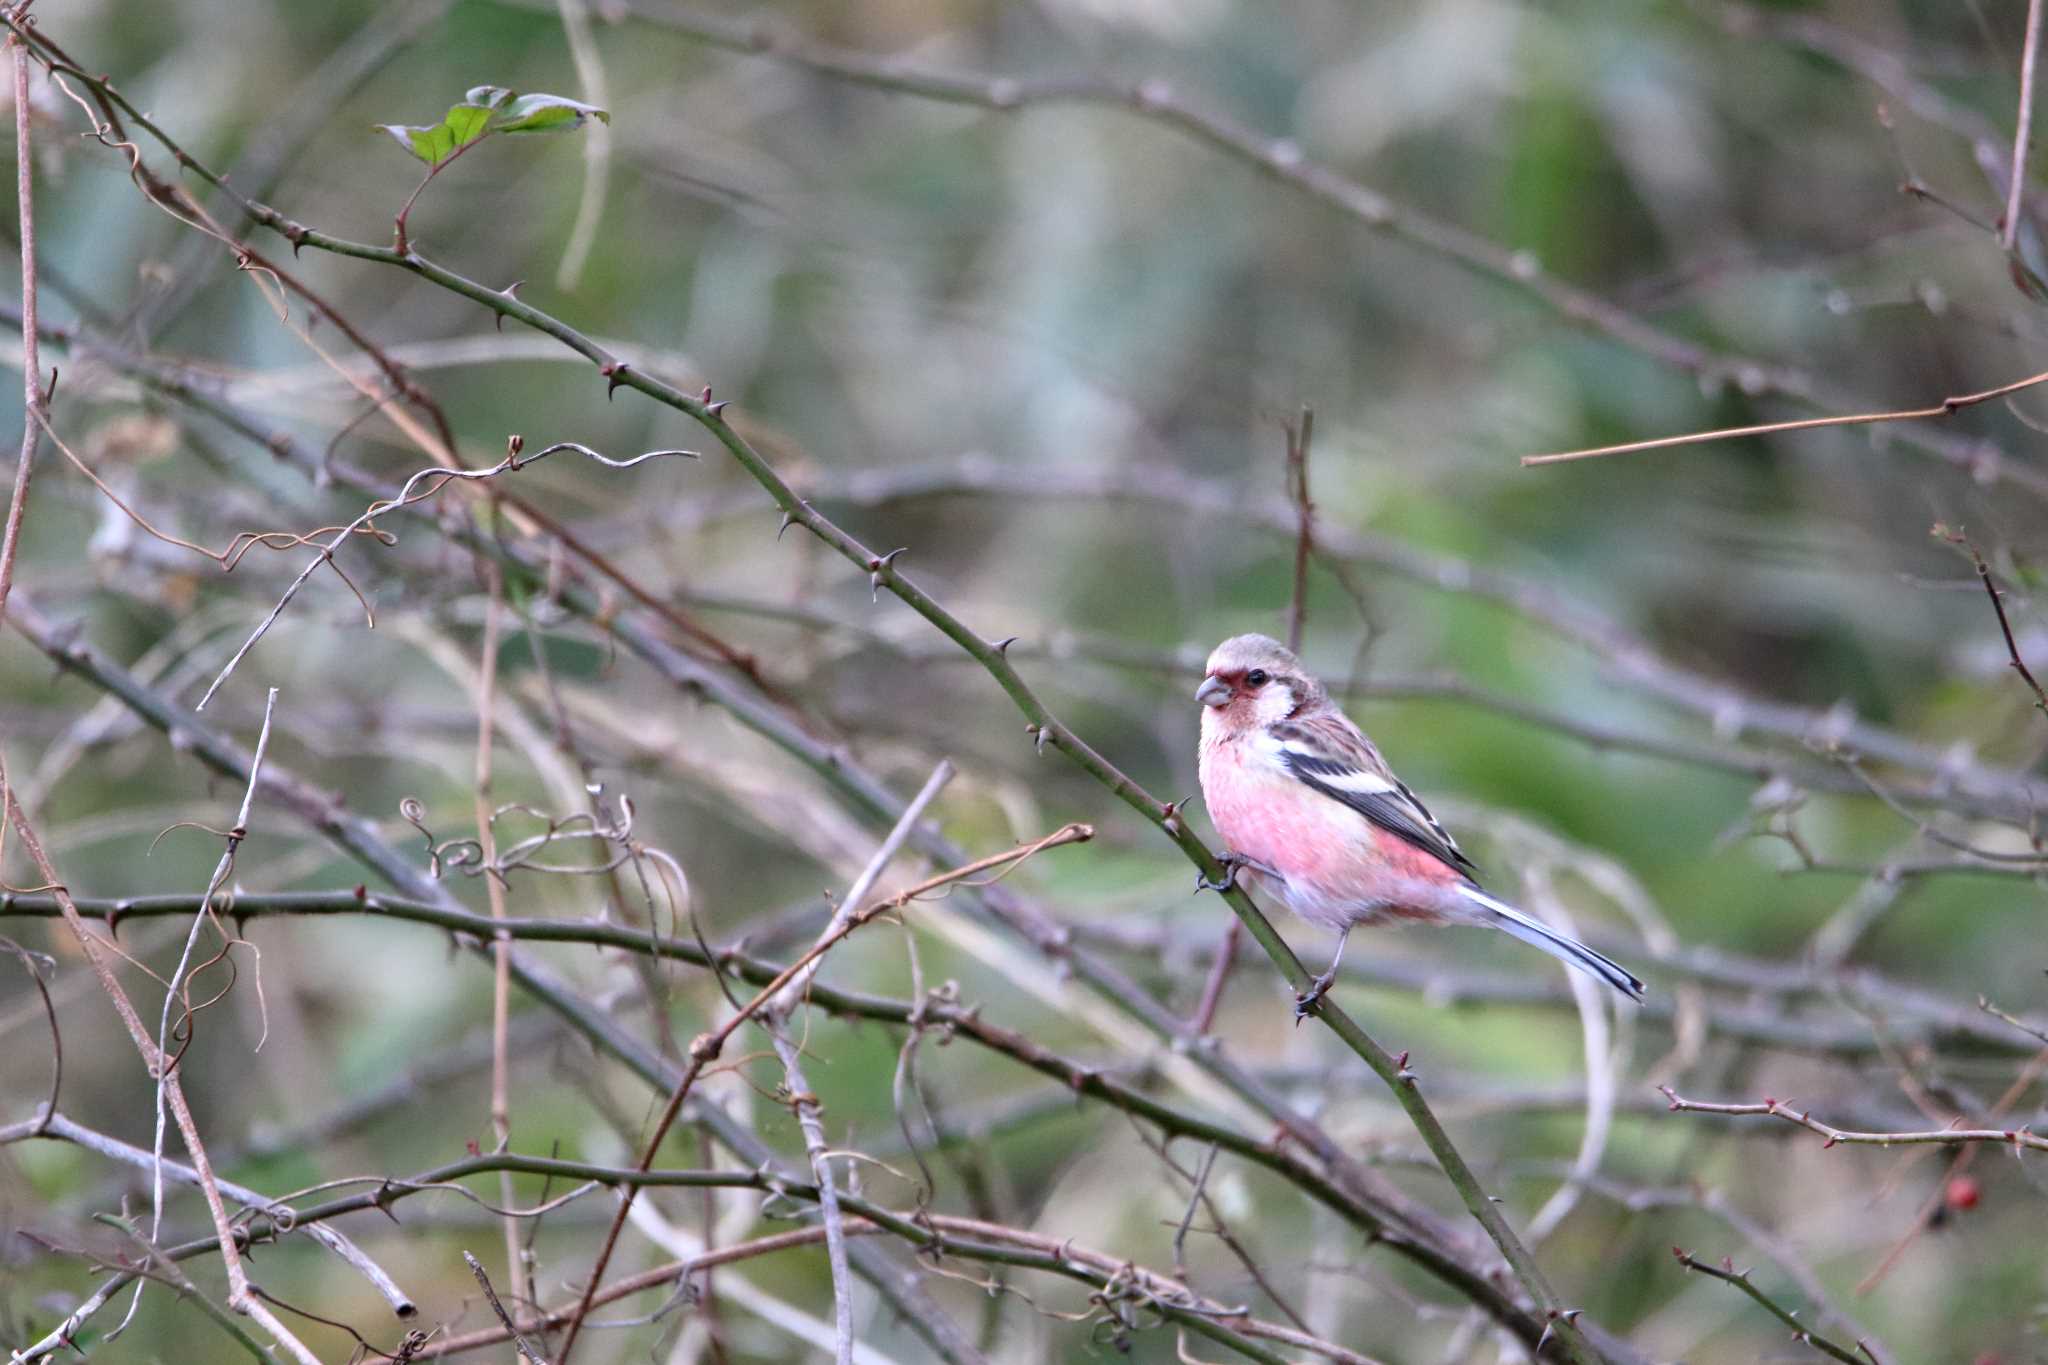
[{"x1": 1245, "y1": 669, "x2": 1269, "y2": 687}]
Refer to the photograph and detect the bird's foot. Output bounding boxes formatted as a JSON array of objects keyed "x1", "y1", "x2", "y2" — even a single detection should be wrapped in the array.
[
  {"x1": 1292, "y1": 966, "x2": 1338, "y2": 1025},
  {"x1": 1196, "y1": 851, "x2": 1251, "y2": 894}
]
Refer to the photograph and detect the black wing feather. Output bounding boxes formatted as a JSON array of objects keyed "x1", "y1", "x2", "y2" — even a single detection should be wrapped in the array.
[{"x1": 1276, "y1": 735, "x2": 1480, "y2": 879}]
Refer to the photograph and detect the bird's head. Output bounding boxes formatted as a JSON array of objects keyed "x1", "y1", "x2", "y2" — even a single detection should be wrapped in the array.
[{"x1": 1195, "y1": 634, "x2": 1322, "y2": 736}]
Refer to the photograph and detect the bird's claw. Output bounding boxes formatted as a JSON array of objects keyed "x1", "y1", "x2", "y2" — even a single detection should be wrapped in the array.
[
  {"x1": 1292, "y1": 968, "x2": 1337, "y2": 1025},
  {"x1": 1196, "y1": 851, "x2": 1249, "y2": 894}
]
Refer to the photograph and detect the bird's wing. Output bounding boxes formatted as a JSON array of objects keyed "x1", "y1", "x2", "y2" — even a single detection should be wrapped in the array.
[{"x1": 1268, "y1": 716, "x2": 1479, "y2": 877}]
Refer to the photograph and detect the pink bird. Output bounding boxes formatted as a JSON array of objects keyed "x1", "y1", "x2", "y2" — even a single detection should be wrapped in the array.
[{"x1": 1195, "y1": 633, "x2": 1644, "y2": 1018}]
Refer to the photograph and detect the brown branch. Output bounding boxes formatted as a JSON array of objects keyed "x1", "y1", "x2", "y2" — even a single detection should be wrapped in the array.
[
  {"x1": 471, "y1": 551, "x2": 533, "y2": 1324},
  {"x1": 0, "y1": 934, "x2": 58, "y2": 1133},
  {"x1": 1935, "y1": 524, "x2": 2048, "y2": 718},
  {"x1": 0, "y1": 44, "x2": 1650, "y2": 1350},
  {"x1": 0, "y1": 756, "x2": 323, "y2": 1365},
  {"x1": 1522, "y1": 366, "x2": 2048, "y2": 467},
  {"x1": 0, "y1": 12, "x2": 41, "y2": 631},
  {"x1": 462, "y1": 1251, "x2": 550, "y2": 1365},
  {"x1": 194, "y1": 439, "x2": 693, "y2": 710},
  {"x1": 148, "y1": 685, "x2": 278, "y2": 1259},
  {"x1": 548, "y1": 819, "x2": 1089, "y2": 1365},
  {"x1": 8, "y1": 1110, "x2": 413, "y2": 1325},
  {"x1": 0, "y1": 595, "x2": 1508, "y2": 1329},
  {"x1": 1657, "y1": 1085, "x2": 2048, "y2": 1153},
  {"x1": 421, "y1": 1227, "x2": 852, "y2": 1357}
]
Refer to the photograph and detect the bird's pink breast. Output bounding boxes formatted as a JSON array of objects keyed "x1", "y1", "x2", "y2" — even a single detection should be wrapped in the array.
[{"x1": 1199, "y1": 736, "x2": 1459, "y2": 929}]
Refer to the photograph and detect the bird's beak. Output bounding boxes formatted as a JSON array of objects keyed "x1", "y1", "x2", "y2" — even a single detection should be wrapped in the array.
[{"x1": 1195, "y1": 675, "x2": 1231, "y2": 708}]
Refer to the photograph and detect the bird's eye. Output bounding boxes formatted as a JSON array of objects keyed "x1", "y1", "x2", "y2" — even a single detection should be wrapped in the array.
[{"x1": 1245, "y1": 669, "x2": 1269, "y2": 687}]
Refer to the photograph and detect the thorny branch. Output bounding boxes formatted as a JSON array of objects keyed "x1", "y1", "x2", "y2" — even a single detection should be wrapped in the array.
[
  {"x1": 195, "y1": 438, "x2": 694, "y2": 710},
  {"x1": 70, "y1": 146, "x2": 1596, "y2": 1365},
  {"x1": 0, "y1": 5, "x2": 43, "y2": 630},
  {"x1": 550, "y1": 811, "x2": 1084, "y2": 1365},
  {"x1": 1935, "y1": 523, "x2": 2048, "y2": 719},
  {"x1": 1670, "y1": 1249, "x2": 1875, "y2": 1365},
  {"x1": 1658, "y1": 1086, "x2": 2048, "y2": 1154},
  {"x1": 0, "y1": 48, "x2": 1627, "y2": 1351},
  {"x1": 12, "y1": 10, "x2": 2048, "y2": 1365},
  {"x1": 0, "y1": 756, "x2": 325, "y2": 1365},
  {"x1": 1521, "y1": 366, "x2": 2048, "y2": 468}
]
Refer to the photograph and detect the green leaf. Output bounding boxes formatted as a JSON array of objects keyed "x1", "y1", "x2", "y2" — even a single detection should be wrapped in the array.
[
  {"x1": 494, "y1": 93, "x2": 610, "y2": 135},
  {"x1": 376, "y1": 101, "x2": 495, "y2": 168},
  {"x1": 378, "y1": 89, "x2": 609, "y2": 166}
]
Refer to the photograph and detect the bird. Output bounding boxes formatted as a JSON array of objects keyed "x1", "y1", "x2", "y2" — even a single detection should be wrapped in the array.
[{"x1": 1194, "y1": 632, "x2": 1644, "y2": 1018}]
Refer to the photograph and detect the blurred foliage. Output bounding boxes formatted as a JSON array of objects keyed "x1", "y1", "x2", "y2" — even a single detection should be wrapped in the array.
[{"x1": 4, "y1": 0, "x2": 2048, "y2": 1361}]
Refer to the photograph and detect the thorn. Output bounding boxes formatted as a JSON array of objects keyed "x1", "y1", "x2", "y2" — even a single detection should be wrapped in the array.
[
  {"x1": 1027, "y1": 723, "x2": 1053, "y2": 756},
  {"x1": 283, "y1": 222, "x2": 308, "y2": 256},
  {"x1": 778, "y1": 509, "x2": 797, "y2": 539},
  {"x1": 601, "y1": 361, "x2": 632, "y2": 398},
  {"x1": 992, "y1": 636, "x2": 1020, "y2": 656},
  {"x1": 706, "y1": 399, "x2": 730, "y2": 418},
  {"x1": 40, "y1": 366, "x2": 58, "y2": 409},
  {"x1": 493, "y1": 279, "x2": 524, "y2": 331},
  {"x1": 701, "y1": 386, "x2": 713, "y2": 404},
  {"x1": 867, "y1": 546, "x2": 907, "y2": 602}
]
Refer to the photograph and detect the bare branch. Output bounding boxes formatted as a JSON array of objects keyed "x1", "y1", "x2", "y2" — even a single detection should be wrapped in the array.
[
  {"x1": 1659, "y1": 1086, "x2": 2048, "y2": 1153},
  {"x1": 1521, "y1": 366, "x2": 2048, "y2": 467},
  {"x1": 1671, "y1": 1249, "x2": 1875, "y2": 1365},
  {"x1": 1935, "y1": 524, "x2": 2048, "y2": 718},
  {"x1": 0, "y1": 14, "x2": 42, "y2": 630},
  {"x1": 2007, "y1": 0, "x2": 2045, "y2": 256},
  {"x1": 195, "y1": 440, "x2": 693, "y2": 710},
  {"x1": 1283, "y1": 406, "x2": 1314, "y2": 655},
  {"x1": 0, "y1": 755, "x2": 324, "y2": 1365}
]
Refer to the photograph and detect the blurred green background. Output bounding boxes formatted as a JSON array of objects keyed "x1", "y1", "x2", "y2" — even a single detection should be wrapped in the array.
[{"x1": 4, "y1": 0, "x2": 2048, "y2": 1361}]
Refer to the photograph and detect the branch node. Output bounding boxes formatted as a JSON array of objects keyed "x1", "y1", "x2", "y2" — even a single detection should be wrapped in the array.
[{"x1": 868, "y1": 546, "x2": 906, "y2": 602}]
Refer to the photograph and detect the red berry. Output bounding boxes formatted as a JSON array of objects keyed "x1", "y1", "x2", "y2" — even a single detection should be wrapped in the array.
[{"x1": 1945, "y1": 1175, "x2": 1980, "y2": 1212}]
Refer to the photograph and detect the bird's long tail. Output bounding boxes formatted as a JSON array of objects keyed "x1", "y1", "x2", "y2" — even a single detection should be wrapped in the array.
[{"x1": 1458, "y1": 886, "x2": 1645, "y2": 1001}]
